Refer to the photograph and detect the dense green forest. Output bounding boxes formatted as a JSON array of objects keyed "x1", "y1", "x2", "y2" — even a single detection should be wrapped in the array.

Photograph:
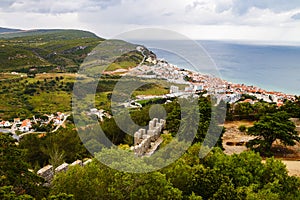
[
  {"x1": 2, "y1": 93, "x2": 300, "y2": 199},
  {"x1": 2, "y1": 131, "x2": 300, "y2": 200}
]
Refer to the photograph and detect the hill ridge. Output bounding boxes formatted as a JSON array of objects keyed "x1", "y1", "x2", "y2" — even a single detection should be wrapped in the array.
[
  {"x1": 0, "y1": 27, "x2": 23, "y2": 34},
  {"x1": 0, "y1": 28, "x2": 104, "y2": 72}
]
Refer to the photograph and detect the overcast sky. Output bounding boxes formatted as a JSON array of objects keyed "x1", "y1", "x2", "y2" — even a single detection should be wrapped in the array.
[{"x1": 1, "y1": 0, "x2": 300, "y2": 42}]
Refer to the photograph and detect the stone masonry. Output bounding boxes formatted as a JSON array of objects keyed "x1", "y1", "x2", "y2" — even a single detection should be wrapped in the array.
[
  {"x1": 37, "y1": 159, "x2": 92, "y2": 185},
  {"x1": 37, "y1": 165, "x2": 53, "y2": 183},
  {"x1": 131, "y1": 118, "x2": 166, "y2": 156}
]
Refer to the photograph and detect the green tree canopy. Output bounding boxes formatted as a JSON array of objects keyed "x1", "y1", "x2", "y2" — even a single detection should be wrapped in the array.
[
  {"x1": 0, "y1": 133, "x2": 47, "y2": 199},
  {"x1": 50, "y1": 161, "x2": 182, "y2": 200},
  {"x1": 247, "y1": 111, "x2": 300, "y2": 156}
]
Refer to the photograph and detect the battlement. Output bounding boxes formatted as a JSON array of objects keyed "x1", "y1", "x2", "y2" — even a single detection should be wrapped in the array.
[
  {"x1": 131, "y1": 118, "x2": 166, "y2": 156},
  {"x1": 37, "y1": 159, "x2": 92, "y2": 186}
]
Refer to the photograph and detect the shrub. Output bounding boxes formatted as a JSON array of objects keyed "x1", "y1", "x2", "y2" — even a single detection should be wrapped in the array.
[{"x1": 238, "y1": 125, "x2": 247, "y2": 132}]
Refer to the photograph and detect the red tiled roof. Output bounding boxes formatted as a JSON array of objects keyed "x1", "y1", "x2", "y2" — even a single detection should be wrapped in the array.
[{"x1": 21, "y1": 119, "x2": 31, "y2": 127}]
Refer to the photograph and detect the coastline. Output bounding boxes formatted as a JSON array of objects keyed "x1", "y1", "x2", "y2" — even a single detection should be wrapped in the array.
[{"x1": 146, "y1": 42, "x2": 300, "y2": 97}]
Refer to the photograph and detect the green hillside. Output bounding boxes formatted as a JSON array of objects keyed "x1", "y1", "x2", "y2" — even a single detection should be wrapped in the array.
[
  {"x1": 0, "y1": 29, "x2": 104, "y2": 72},
  {"x1": 0, "y1": 29, "x2": 99, "y2": 39},
  {"x1": 0, "y1": 27, "x2": 22, "y2": 33}
]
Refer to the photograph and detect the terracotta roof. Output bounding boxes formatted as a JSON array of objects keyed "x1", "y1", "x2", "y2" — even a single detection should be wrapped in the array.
[
  {"x1": 21, "y1": 119, "x2": 31, "y2": 127},
  {"x1": 243, "y1": 99, "x2": 253, "y2": 103}
]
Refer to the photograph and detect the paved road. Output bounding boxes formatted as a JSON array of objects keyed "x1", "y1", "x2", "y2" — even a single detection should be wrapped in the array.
[
  {"x1": 0, "y1": 128, "x2": 20, "y2": 141},
  {"x1": 138, "y1": 49, "x2": 147, "y2": 67},
  {"x1": 51, "y1": 114, "x2": 70, "y2": 133},
  {"x1": 0, "y1": 128, "x2": 11, "y2": 133}
]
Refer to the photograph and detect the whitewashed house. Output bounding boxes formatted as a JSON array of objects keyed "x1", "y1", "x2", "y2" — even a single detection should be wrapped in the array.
[
  {"x1": 19, "y1": 126, "x2": 30, "y2": 132},
  {"x1": 19, "y1": 119, "x2": 31, "y2": 132},
  {"x1": 14, "y1": 118, "x2": 21, "y2": 124},
  {"x1": 170, "y1": 85, "x2": 179, "y2": 94},
  {"x1": 57, "y1": 112, "x2": 65, "y2": 119},
  {"x1": 194, "y1": 84, "x2": 203, "y2": 92},
  {"x1": 53, "y1": 117, "x2": 62, "y2": 126},
  {"x1": 53, "y1": 112, "x2": 65, "y2": 125},
  {"x1": 1, "y1": 121, "x2": 12, "y2": 128}
]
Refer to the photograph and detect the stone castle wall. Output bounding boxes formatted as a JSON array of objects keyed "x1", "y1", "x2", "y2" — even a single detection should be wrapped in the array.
[
  {"x1": 131, "y1": 118, "x2": 166, "y2": 156},
  {"x1": 38, "y1": 119, "x2": 167, "y2": 183},
  {"x1": 37, "y1": 159, "x2": 92, "y2": 185}
]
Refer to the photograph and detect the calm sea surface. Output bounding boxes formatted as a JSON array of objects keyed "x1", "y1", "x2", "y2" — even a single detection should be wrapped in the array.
[{"x1": 138, "y1": 40, "x2": 300, "y2": 95}]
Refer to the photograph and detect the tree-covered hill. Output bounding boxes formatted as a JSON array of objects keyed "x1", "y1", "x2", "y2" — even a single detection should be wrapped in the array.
[
  {"x1": 0, "y1": 27, "x2": 22, "y2": 33},
  {"x1": 0, "y1": 29, "x2": 98, "y2": 39},
  {"x1": 0, "y1": 29, "x2": 104, "y2": 72}
]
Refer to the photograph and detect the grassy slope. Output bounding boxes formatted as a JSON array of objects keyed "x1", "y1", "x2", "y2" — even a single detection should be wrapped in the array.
[
  {"x1": 0, "y1": 29, "x2": 150, "y2": 74},
  {"x1": 0, "y1": 28, "x2": 161, "y2": 119},
  {"x1": 0, "y1": 73, "x2": 173, "y2": 120},
  {"x1": 0, "y1": 29, "x2": 104, "y2": 72},
  {"x1": 0, "y1": 73, "x2": 74, "y2": 119},
  {"x1": 80, "y1": 39, "x2": 147, "y2": 76}
]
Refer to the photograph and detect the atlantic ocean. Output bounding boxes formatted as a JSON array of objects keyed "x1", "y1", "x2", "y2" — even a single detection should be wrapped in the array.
[{"x1": 143, "y1": 40, "x2": 300, "y2": 95}]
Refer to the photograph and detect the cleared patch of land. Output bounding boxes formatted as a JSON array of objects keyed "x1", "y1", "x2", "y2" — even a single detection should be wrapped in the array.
[
  {"x1": 223, "y1": 120, "x2": 300, "y2": 176},
  {"x1": 282, "y1": 161, "x2": 300, "y2": 177}
]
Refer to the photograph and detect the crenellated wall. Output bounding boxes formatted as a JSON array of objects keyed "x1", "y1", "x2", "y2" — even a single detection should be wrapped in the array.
[
  {"x1": 131, "y1": 118, "x2": 166, "y2": 156},
  {"x1": 37, "y1": 159, "x2": 92, "y2": 186},
  {"x1": 38, "y1": 119, "x2": 166, "y2": 184}
]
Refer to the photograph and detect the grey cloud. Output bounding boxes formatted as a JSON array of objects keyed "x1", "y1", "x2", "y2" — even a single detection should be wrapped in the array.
[
  {"x1": 185, "y1": 0, "x2": 300, "y2": 15},
  {"x1": 185, "y1": 1, "x2": 205, "y2": 12},
  {"x1": 292, "y1": 12, "x2": 300, "y2": 20},
  {"x1": 0, "y1": 0, "x2": 15, "y2": 7},
  {"x1": 92, "y1": 0, "x2": 121, "y2": 9},
  {"x1": 0, "y1": 0, "x2": 16, "y2": 12},
  {"x1": 162, "y1": 12, "x2": 173, "y2": 17},
  {"x1": 215, "y1": 3, "x2": 232, "y2": 13},
  {"x1": 232, "y1": 0, "x2": 300, "y2": 15},
  {"x1": 0, "y1": 0, "x2": 122, "y2": 13}
]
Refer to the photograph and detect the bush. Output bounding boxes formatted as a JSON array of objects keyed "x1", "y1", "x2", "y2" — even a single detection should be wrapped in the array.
[{"x1": 238, "y1": 125, "x2": 247, "y2": 132}]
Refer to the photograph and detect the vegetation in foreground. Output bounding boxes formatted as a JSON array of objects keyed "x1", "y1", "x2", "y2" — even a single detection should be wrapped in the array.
[
  {"x1": 1, "y1": 92, "x2": 300, "y2": 199},
  {"x1": 2, "y1": 132, "x2": 300, "y2": 200}
]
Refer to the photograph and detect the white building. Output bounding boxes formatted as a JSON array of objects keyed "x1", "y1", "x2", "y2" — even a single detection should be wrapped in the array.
[
  {"x1": 0, "y1": 121, "x2": 12, "y2": 128},
  {"x1": 19, "y1": 126, "x2": 30, "y2": 132},
  {"x1": 193, "y1": 84, "x2": 203, "y2": 92},
  {"x1": 170, "y1": 85, "x2": 179, "y2": 94},
  {"x1": 90, "y1": 108, "x2": 98, "y2": 114},
  {"x1": 19, "y1": 119, "x2": 31, "y2": 132},
  {"x1": 185, "y1": 86, "x2": 193, "y2": 92}
]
